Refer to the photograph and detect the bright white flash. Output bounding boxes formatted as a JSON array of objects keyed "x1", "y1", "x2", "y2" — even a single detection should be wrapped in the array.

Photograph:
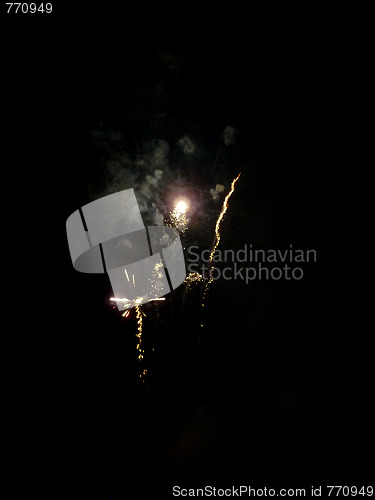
[{"x1": 175, "y1": 200, "x2": 188, "y2": 213}]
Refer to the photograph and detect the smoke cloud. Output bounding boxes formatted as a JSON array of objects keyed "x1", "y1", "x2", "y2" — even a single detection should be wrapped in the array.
[
  {"x1": 90, "y1": 129, "x2": 171, "y2": 226},
  {"x1": 223, "y1": 125, "x2": 236, "y2": 146},
  {"x1": 177, "y1": 135, "x2": 196, "y2": 154},
  {"x1": 210, "y1": 184, "x2": 225, "y2": 200}
]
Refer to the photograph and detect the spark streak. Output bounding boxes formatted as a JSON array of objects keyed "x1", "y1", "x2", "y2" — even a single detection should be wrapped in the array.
[
  {"x1": 110, "y1": 296, "x2": 145, "y2": 314},
  {"x1": 202, "y1": 172, "x2": 241, "y2": 307},
  {"x1": 135, "y1": 305, "x2": 146, "y2": 380},
  {"x1": 110, "y1": 293, "x2": 164, "y2": 381}
]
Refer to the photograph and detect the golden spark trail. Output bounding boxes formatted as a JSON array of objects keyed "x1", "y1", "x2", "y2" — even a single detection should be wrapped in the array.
[
  {"x1": 202, "y1": 172, "x2": 241, "y2": 307},
  {"x1": 210, "y1": 172, "x2": 241, "y2": 264},
  {"x1": 111, "y1": 296, "x2": 163, "y2": 380},
  {"x1": 135, "y1": 305, "x2": 147, "y2": 381}
]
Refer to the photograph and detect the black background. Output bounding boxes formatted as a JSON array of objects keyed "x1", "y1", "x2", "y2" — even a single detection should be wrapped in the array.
[{"x1": 2, "y1": 2, "x2": 372, "y2": 499}]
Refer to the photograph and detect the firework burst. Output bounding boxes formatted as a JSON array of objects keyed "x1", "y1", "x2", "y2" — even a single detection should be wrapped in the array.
[
  {"x1": 184, "y1": 271, "x2": 203, "y2": 287},
  {"x1": 167, "y1": 199, "x2": 190, "y2": 233},
  {"x1": 109, "y1": 171, "x2": 240, "y2": 379}
]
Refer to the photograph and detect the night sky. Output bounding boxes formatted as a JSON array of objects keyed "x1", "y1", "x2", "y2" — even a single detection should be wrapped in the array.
[{"x1": 2, "y1": 3, "x2": 372, "y2": 499}]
